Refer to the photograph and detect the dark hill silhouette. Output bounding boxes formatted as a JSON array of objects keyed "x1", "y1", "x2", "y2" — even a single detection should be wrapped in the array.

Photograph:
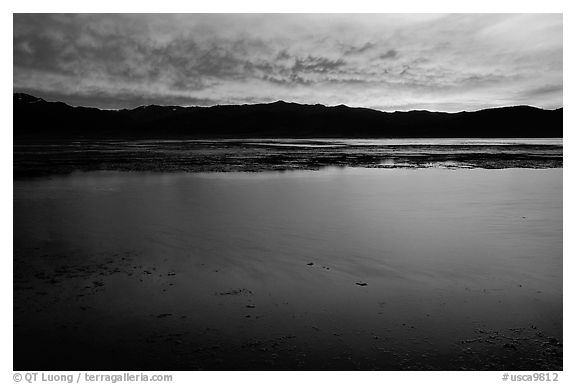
[{"x1": 14, "y1": 93, "x2": 562, "y2": 138}]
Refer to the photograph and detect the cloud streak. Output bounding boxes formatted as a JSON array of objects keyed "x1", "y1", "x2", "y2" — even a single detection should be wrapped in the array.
[{"x1": 13, "y1": 14, "x2": 562, "y2": 111}]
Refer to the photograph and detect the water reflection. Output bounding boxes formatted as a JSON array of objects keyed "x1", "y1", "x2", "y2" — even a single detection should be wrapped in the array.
[{"x1": 13, "y1": 168, "x2": 562, "y2": 370}]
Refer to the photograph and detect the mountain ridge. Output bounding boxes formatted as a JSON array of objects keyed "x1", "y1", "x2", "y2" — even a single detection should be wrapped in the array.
[{"x1": 14, "y1": 93, "x2": 563, "y2": 139}]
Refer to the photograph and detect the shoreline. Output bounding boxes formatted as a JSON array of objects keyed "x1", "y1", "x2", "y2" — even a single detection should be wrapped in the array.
[{"x1": 14, "y1": 138, "x2": 563, "y2": 178}]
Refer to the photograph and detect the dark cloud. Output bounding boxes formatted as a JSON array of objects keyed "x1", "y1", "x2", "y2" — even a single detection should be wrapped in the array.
[
  {"x1": 13, "y1": 86, "x2": 217, "y2": 110},
  {"x1": 521, "y1": 84, "x2": 563, "y2": 98},
  {"x1": 344, "y1": 42, "x2": 376, "y2": 56},
  {"x1": 378, "y1": 49, "x2": 398, "y2": 60},
  {"x1": 13, "y1": 14, "x2": 562, "y2": 111},
  {"x1": 292, "y1": 56, "x2": 346, "y2": 73}
]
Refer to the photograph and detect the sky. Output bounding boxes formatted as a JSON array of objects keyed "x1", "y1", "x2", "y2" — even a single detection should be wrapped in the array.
[{"x1": 13, "y1": 14, "x2": 562, "y2": 111}]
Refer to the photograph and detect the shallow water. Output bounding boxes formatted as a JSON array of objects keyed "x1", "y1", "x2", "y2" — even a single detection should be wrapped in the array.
[
  {"x1": 13, "y1": 167, "x2": 562, "y2": 370},
  {"x1": 13, "y1": 138, "x2": 563, "y2": 177}
]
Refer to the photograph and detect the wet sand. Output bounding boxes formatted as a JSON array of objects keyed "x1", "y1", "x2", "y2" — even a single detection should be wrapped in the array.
[
  {"x1": 13, "y1": 168, "x2": 562, "y2": 370},
  {"x1": 14, "y1": 138, "x2": 562, "y2": 178}
]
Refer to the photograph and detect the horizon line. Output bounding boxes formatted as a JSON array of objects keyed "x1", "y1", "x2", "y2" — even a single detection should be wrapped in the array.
[{"x1": 13, "y1": 92, "x2": 563, "y2": 114}]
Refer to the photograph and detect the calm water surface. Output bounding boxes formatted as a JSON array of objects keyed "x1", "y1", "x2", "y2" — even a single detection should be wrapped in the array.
[{"x1": 14, "y1": 167, "x2": 562, "y2": 370}]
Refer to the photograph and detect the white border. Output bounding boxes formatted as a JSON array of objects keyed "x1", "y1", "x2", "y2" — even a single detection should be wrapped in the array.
[
  {"x1": 3, "y1": 2, "x2": 572, "y2": 384},
  {"x1": 4, "y1": 0, "x2": 570, "y2": 13}
]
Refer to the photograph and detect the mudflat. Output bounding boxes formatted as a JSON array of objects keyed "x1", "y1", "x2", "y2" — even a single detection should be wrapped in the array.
[{"x1": 13, "y1": 138, "x2": 562, "y2": 178}]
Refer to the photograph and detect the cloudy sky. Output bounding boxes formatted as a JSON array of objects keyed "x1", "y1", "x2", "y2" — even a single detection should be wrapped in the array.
[{"x1": 13, "y1": 14, "x2": 562, "y2": 111}]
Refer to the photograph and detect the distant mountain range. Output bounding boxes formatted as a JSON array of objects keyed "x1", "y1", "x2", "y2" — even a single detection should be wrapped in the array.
[{"x1": 14, "y1": 93, "x2": 563, "y2": 138}]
